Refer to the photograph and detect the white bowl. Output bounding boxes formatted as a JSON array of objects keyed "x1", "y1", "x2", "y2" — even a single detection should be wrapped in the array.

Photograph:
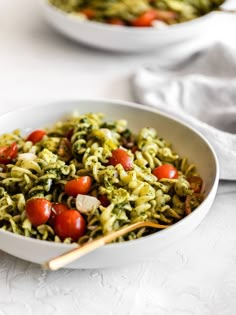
[
  {"x1": 38, "y1": 0, "x2": 221, "y2": 52},
  {"x1": 0, "y1": 99, "x2": 219, "y2": 268}
]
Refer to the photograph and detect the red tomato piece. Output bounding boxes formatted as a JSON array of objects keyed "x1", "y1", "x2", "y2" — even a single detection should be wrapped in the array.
[
  {"x1": 108, "y1": 148, "x2": 133, "y2": 171},
  {"x1": 108, "y1": 18, "x2": 125, "y2": 25},
  {"x1": 27, "y1": 130, "x2": 46, "y2": 144},
  {"x1": 0, "y1": 142, "x2": 18, "y2": 164},
  {"x1": 98, "y1": 195, "x2": 110, "y2": 207},
  {"x1": 26, "y1": 198, "x2": 52, "y2": 226},
  {"x1": 80, "y1": 8, "x2": 96, "y2": 19},
  {"x1": 64, "y1": 176, "x2": 92, "y2": 197},
  {"x1": 49, "y1": 203, "x2": 69, "y2": 226},
  {"x1": 153, "y1": 164, "x2": 178, "y2": 180},
  {"x1": 54, "y1": 209, "x2": 86, "y2": 241},
  {"x1": 187, "y1": 176, "x2": 204, "y2": 193},
  {"x1": 131, "y1": 10, "x2": 157, "y2": 27}
]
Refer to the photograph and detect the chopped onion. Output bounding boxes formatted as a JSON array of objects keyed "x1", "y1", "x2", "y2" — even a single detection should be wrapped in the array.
[
  {"x1": 69, "y1": 13, "x2": 88, "y2": 21},
  {"x1": 100, "y1": 128, "x2": 112, "y2": 139},
  {"x1": 76, "y1": 194, "x2": 101, "y2": 213},
  {"x1": 17, "y1": 153, "x2": 37, "y2": 161},
  {"x1": 151, "y1": 20, "x2": 168, "y2": 29}
]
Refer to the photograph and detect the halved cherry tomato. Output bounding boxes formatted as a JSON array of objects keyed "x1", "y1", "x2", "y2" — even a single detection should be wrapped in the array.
[
  {"x1": 108, "y1": 18, "x2": 125, "y2": 26},
  {"x1": 48, "y1": 203, "x2": 69, "y2": 226},
  {"x1": 131, "y1": 10, "x2": 157, "y2": 27},
  {"x1": 108, "y1": 148, "x2": 133, "y2": 171},
  {"x1": 54, "y1": 209, "x2": 86, "y2": 241},
  {"x1": 0, "y1": 142, "x2": 18, "y2": 164},
  {"x1": 26, "y1": 198, "x2": 52, "y2": 226},
  {"x1": 27, "y1": 130, "x2": 46, "y2": 144},
  {"x1": 80, "y1": 8, "x2": 96, "y2": 19},
  {"x1": 98, "y1": 195, "x2": 110, "y2": 207},
  {"x1": 64, "y1": 176, "x2": 92, "y2": 197},
  {"x1": 187, "y1": 176, "x2": 203, "y2": 193},
  {"x1": 153, "y1": 164, "x2": 178, "y2": 180}
]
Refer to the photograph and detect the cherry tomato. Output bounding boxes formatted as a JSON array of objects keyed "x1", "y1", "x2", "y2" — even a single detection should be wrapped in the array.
[
  {"x1": 54, "y1": 209, "x2": 86, "y2": 241},
  {"x1": 27, "y1": 130, "x2": 46, "y2": 144},
  {"x1": 80, "y1": 8, "x2": 96, "y2": 19},
  {"x1": 187, "y1": 176, "x2": 204, "y2": 193},
  {"x1": 108, "y1": 18, "x2": 125, "y2": 25},
  {"x1": 98, "y1": 195, "x2": 110, "y2": 207},
  {"x1": 49, "y1": 203, "x2": 69, "y2": 226},
  {"x1": 131, "y1": 10, "x2": 157, "y2": 27},
  {"x1": 0, "y1": 142, "x2": 18, "y2": 164},
  {"x1": 64, "y1": 176, "x2": 92, "y2": 197},
  {"x1": 26, "y1": 198, "x2": 52, "y2": 226},
  {"x1": 108, "y1": 148, "x2": 133, "y2": 171},
  {"x1": 153, "y1": 164, "x2": 178, "y2": 180}
]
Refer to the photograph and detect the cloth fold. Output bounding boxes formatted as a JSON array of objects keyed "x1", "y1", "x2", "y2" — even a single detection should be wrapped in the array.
[{"x1": 132, "y1": 43, "x2": 236, "y2": 180}]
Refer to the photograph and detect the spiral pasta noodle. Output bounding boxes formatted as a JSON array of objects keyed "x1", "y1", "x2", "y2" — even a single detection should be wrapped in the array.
[{"x1": 0, "y1": 111, "x2": 204, "y2": 244}]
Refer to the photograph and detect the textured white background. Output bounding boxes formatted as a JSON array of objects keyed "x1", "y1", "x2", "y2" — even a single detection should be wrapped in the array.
[{"x1": 1, "y1": 1, "x2": 236, "y2": 314}]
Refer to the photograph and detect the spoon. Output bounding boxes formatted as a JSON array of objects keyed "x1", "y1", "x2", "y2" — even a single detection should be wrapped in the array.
[{"x1": 43, "y1": 221, "x2": 169, "y2": 271}]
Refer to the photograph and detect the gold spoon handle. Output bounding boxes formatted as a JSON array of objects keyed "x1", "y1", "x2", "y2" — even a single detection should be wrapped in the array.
[{"x1": 43, "y1": 221, "x2": 168, "y2": 271}]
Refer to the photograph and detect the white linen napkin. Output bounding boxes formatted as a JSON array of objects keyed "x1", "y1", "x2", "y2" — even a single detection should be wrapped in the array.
[{"x1": 132, "y1": 42, "x2": 236, "y2": 180}]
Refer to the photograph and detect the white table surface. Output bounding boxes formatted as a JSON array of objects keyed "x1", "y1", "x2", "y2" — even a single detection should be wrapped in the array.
[{"x1": 1, "y1": 1, "x2": 236, "y2": 314}]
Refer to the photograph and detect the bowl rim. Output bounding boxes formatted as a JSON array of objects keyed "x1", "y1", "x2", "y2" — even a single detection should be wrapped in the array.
[
  {"x1": 0, "y1": 98, "x2": 219, "y2": 251},
  {"x1": 40, "y1": 0, "x2": 224, "y2": 34}
]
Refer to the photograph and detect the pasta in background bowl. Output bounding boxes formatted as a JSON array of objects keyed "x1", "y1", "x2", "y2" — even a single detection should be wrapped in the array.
[
  {"x1": 0, "y1": 99, "x2": 219, "y2": 268},
  {"x1": 37, "y1": 0, "x2": 226, "y2": 52},
  {"x1": 48, "y1": 0, "x2": 224, "y2": 26}
]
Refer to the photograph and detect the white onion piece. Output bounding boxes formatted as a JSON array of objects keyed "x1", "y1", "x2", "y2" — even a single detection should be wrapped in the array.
[
  {"x1": 17, "y1": 153, "x2": 37, "y2": 161},
  {"x1": 151, "y1": 20, "x2": 168, "y2": 29},
  {"x1": 69, "y1": 13, "x2": 88, "y2": 21},
  {"x1": 76, "y1": 194, "x2": 101, "y2": 213},
  {"x1": 100, "y1": 128, "x2": 113, "y2": 139}
]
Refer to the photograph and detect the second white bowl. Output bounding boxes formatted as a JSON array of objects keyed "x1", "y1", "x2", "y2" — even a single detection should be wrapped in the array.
[{"x1": 38, "y1": 0, "x2": 221, "y2": 53}]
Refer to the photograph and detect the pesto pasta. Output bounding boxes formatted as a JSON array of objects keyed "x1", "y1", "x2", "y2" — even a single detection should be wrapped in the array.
[
  {"x1": 49, "y1": 0, "x2": 224, "y2": 26},
  {"x1": 0, "y1": 112, "x2": 204, "y2": 244}
]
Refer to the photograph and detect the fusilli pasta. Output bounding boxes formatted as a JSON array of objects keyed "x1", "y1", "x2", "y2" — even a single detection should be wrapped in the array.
[{"x1": 0, "y1": 112, "x2": 204, "y2": 244}]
